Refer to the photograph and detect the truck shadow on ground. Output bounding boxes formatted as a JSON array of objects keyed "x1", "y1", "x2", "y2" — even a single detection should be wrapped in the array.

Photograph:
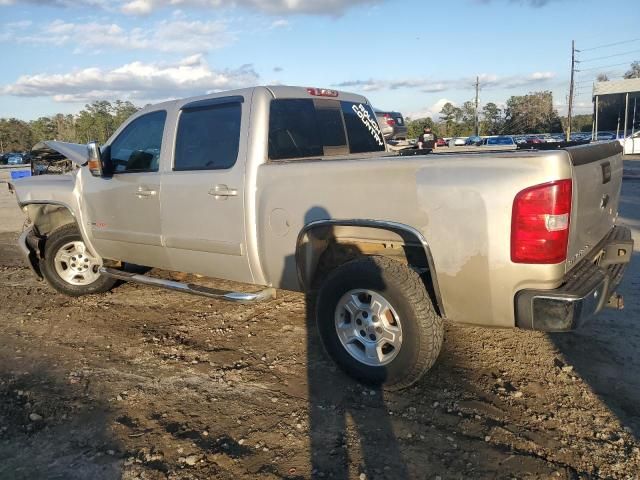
[
  {"x1": 550, "y1": 175, "x2": 640, "y2": 440},
  {"x1": 294, "y1": 206, "x2": 411, "y2": 479}
]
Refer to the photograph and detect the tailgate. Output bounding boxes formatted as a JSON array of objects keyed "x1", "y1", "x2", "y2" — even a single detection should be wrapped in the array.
[{"x1": 565, "y1": 142, "x2": 623, "y2": 271}]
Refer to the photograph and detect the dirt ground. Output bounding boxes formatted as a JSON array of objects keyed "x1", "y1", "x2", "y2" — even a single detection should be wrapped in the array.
[{"x1": 1, "y1": 161, "x2": 640, "y2": 480}]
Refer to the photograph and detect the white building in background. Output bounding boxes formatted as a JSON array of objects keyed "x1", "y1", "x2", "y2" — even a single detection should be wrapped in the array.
[{"x1": 593, "y1": 78, "x2": 640, "y2": 154}]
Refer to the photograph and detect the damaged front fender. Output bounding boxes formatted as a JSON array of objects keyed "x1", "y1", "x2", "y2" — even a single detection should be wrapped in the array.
[{"x1": 18, "y1": 226, "x2": 43, "y2": 279}]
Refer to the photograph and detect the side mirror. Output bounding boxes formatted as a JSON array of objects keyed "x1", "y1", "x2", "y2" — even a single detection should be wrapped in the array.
[
  {"x1": 87, "y1": 141, "x2": 112, "y2": 177},
  {"x1": 87, "y1": 141, "x2": 103, "y2": 177}
]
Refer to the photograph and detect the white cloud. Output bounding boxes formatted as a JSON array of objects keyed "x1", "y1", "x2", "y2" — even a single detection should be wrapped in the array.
[
  {"x1": 1, "y1": 54, "x2": 259, "y2": 103},
  {"x1": 121, "y1": 0, "x2": 152, "y2": 14},
  {"x1": 479, "y1": 71, "x2": 555, "y2": 89},
  {"x1": 406, "y1": 98, "x2": 455, "y2": 120},
  {"x1": 5, "y1": 19, "x2": 32, "y2": 27},
  {"x1": 474, "y1": 0, "x2": 561, "y2": 7},
  {"x1": 335, "y1": 72, "x2": 556, "y2": 93},
  {"x1": 335, "y1": 78, "x2": 426, "y2": 92},
  {"x1": 0, "y1": 0, "x2": 382, "y2": 15},
  {"x1": 1, "y1": 18, "x2": 234, "y2": 54},
  {"x1": 269, "y1": 18, "x2": 289, "y2": 28}
]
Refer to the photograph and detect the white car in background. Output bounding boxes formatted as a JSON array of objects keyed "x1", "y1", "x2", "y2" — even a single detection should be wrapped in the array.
[
  {"x1": 620, "y1": 131, "x2": 640, "y2": 155},
  {"x1": 448, "y1": 137, "x2": 467, "y2": 147}
]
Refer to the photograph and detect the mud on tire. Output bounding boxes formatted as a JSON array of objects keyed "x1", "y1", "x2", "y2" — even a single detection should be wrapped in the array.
[
  {"x1": 315, "y1": 255, "x2": 444, "y2": 391},
  {"x1": 40, "y1": 224, "x2": 116, "y2": 297}
]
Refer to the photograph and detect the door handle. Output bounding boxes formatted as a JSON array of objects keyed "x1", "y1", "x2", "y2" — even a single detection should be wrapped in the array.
[
  {"x1": 208, "y1": 184, "x2": 238, "y2": 200},
  {"x1": 136, "y1": 186, "x2": 157, "y2": 198}
]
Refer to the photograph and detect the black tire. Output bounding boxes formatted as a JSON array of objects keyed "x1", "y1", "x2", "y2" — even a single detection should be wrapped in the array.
[
  {"x1": 40, "y1": 224, "x2": 117, "y2": 297},
  {"x1": 315, "y1": 256, "x2": 444, "y2": 391}
]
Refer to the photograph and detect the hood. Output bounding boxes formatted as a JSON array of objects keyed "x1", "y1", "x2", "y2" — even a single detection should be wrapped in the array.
[
  {"x1": 10, "y1": 172, "x2": 76, "y2": 206},
  {"x1": 32, "y1": 140, "x2": 89, "y2": 167}
]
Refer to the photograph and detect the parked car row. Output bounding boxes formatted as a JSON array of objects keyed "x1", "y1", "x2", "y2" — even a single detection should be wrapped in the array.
[
  {"x1": 374, "y1": 105, "x2": 634, "y2": 153},
  {"x1": 446, "y1": 135, "x2": 516, "y2": 147},
  {"x1": 0, "y1": 152, "x2": 31, "y2": 165}
]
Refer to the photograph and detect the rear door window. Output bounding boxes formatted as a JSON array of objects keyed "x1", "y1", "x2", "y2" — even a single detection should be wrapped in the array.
[{"x1": 268, "y1": 99, "x2": 323, "y2": 160}]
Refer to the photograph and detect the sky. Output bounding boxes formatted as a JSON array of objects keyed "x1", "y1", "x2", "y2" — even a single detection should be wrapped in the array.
[{"x1": 0, "y1": 0, "x2": 638, "y2": 121}]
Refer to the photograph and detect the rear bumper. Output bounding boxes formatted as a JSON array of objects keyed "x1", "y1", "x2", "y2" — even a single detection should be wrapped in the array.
[
  {"x1": 384, "y1": 126, "x2": 408, "y2": 140},
  {"x1": 515, "y1": 226, "x2": 633, "y2": 332}
]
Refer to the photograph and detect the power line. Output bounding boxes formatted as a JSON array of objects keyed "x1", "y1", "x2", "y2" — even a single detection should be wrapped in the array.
[
  {"x1": 577, "y1": 61, "x2": 633, "y2": 72},
  {"x1": 576, "y1": 68, "x2": 627, "y2": 79},
  {"x1": 567, "y1": 40, "x2": 576, "y2": 140},
  {"x1": 579, "y1": 38, "x2": 640, "y2": 52},
  {"x1": 579, "y1": 48, "x2": 640, "y2": 63}
]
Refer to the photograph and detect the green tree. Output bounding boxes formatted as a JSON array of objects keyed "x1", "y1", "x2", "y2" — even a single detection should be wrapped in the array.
[
  {"x1": 407, "y1": 117, "x2": 438, "y2": 138},
  {"x1": 439, "y1": 102, "x2": 463, "y2": 137},
  {"x1": 503, "y1": 91, "x2": 562, "y2": 134},
  {"x1": 112, "y1": 100, "x2": 138, "y2": 130},
  {"x1": 0, "y1": 118, "x2": 34, "y2": 152},
  {"x1": 75, "y1": 101, "x2": 110, "y2": 144},
  {"x1": 1, "y1": 99, "x2": 140, "y2": 152},
  {"x1": 481, "y1": 102, "x2": 504, "y2": 135},
  {"x1": 29, "y1": 116, "x2": 57, "y2": 144},
  {"x1": 624, "y1": 61, "x2": 640, "y2": 79},
  {"x1": 75, "y1": 100, "x2": 140, "y2": 144},
  {"x1": 563, "y1": 114, "x2": 593, "y2": 133},
  {"x1": 461, "y1": 101, "x2": 475, "y2": 130},
  {"x1": 52, "y1": 114, "x2": 77, "y2": 142}
]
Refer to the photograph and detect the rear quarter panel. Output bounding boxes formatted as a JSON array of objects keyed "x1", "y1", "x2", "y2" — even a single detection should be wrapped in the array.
[{"x1": 256, "y1": 150, "x2": 574, "y2": 328}]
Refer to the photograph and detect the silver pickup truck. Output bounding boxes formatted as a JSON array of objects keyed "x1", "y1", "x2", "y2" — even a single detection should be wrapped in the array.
[{"x1": 9, "y1": 86, "x2": 634, "y2": 390}]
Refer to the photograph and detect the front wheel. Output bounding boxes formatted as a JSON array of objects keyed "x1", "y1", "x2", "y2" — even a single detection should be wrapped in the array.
[
  {"x1": 315, "y1": 256, "x2": 444, "y2": 391},
  {"x1": 40, "y1": 224, "x2": 117, "y2": 296}
]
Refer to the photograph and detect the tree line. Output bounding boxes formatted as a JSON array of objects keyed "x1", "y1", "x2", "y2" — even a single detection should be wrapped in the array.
[
  {"x1": 407, "y1": 90, "x2": 571, "y2": 139},
  {"x1": 407, "y1": 59, "x2": 640, "y2": 140},
  {"x1": 4, "y1": 80, "x2": 636, "y2": 152},
  {"x1": 0, "y1": 100, "x2": 139, "y2": 153}
]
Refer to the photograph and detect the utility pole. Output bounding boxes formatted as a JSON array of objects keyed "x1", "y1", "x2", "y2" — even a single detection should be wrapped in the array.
[
  {"x1": 567, "y1": 40, "x2": 576, "y2": 141},
  {"x1": 474, "y1": 76, "x2": 480, "y2": 136}
]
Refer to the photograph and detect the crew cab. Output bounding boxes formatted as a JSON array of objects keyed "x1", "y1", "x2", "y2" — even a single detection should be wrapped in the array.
[{"x1": 9, "y1": 86, "x2": 633, "y2": 390}]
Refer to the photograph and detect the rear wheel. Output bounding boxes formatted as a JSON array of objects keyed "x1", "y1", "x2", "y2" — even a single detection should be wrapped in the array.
[
  {"x1": 40, "y1": 224, "x2": 116, "y2": 296},
  {"x1": 315, "y1": 256, "x2": 444, "y2": 390}
]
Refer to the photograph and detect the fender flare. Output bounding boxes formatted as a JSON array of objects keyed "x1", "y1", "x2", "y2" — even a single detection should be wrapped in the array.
[
  {"x1": 295, "y1": 219, "x2": 445, "y2": 318},
  {"x1": 18, "y1": 200, "x2": 101, "y2": 270}
]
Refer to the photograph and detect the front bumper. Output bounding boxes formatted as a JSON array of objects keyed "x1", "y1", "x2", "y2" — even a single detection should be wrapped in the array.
[
  {"x1": 515, "y1": 226, "x2": 633, "y2": 332},
  {"x1": 18, "y1": 226, "x2": 43, "y2": 279}
]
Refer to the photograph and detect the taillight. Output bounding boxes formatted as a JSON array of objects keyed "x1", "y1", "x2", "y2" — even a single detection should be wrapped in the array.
[
  {"x1": 383, "y1": 114, "x2": 395, "y2": 126},
  {"x1": 306, "y1": 87, "x2": 339, "y2": 97},
  {"x1": 511, "y1": 179, "x2": 572, "y2": 264}
]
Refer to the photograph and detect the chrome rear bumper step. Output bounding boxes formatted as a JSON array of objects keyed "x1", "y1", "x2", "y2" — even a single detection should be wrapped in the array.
[{"x1": 99, "y1": 267, "x2": 276, "y2": 304}]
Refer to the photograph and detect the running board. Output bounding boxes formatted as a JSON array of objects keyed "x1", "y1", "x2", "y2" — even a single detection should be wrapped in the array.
[{"x1": 99, "y1": 267, "x2": 276, "y2": 304}]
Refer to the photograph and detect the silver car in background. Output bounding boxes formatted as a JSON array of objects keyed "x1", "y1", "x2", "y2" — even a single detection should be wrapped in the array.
[{"x1": 374, "y1": 109, "x2": 408, "y2": 140}]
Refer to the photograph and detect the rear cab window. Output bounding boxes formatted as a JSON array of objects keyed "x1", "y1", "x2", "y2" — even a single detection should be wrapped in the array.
[{"x1": 268, "y1": 98, "x2": 385, "y2": 161}]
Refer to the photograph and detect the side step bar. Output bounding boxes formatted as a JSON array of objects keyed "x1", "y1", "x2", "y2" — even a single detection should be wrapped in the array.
[{"x1": 99, "y1": 267, "x2": 276, "y2": 304}]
